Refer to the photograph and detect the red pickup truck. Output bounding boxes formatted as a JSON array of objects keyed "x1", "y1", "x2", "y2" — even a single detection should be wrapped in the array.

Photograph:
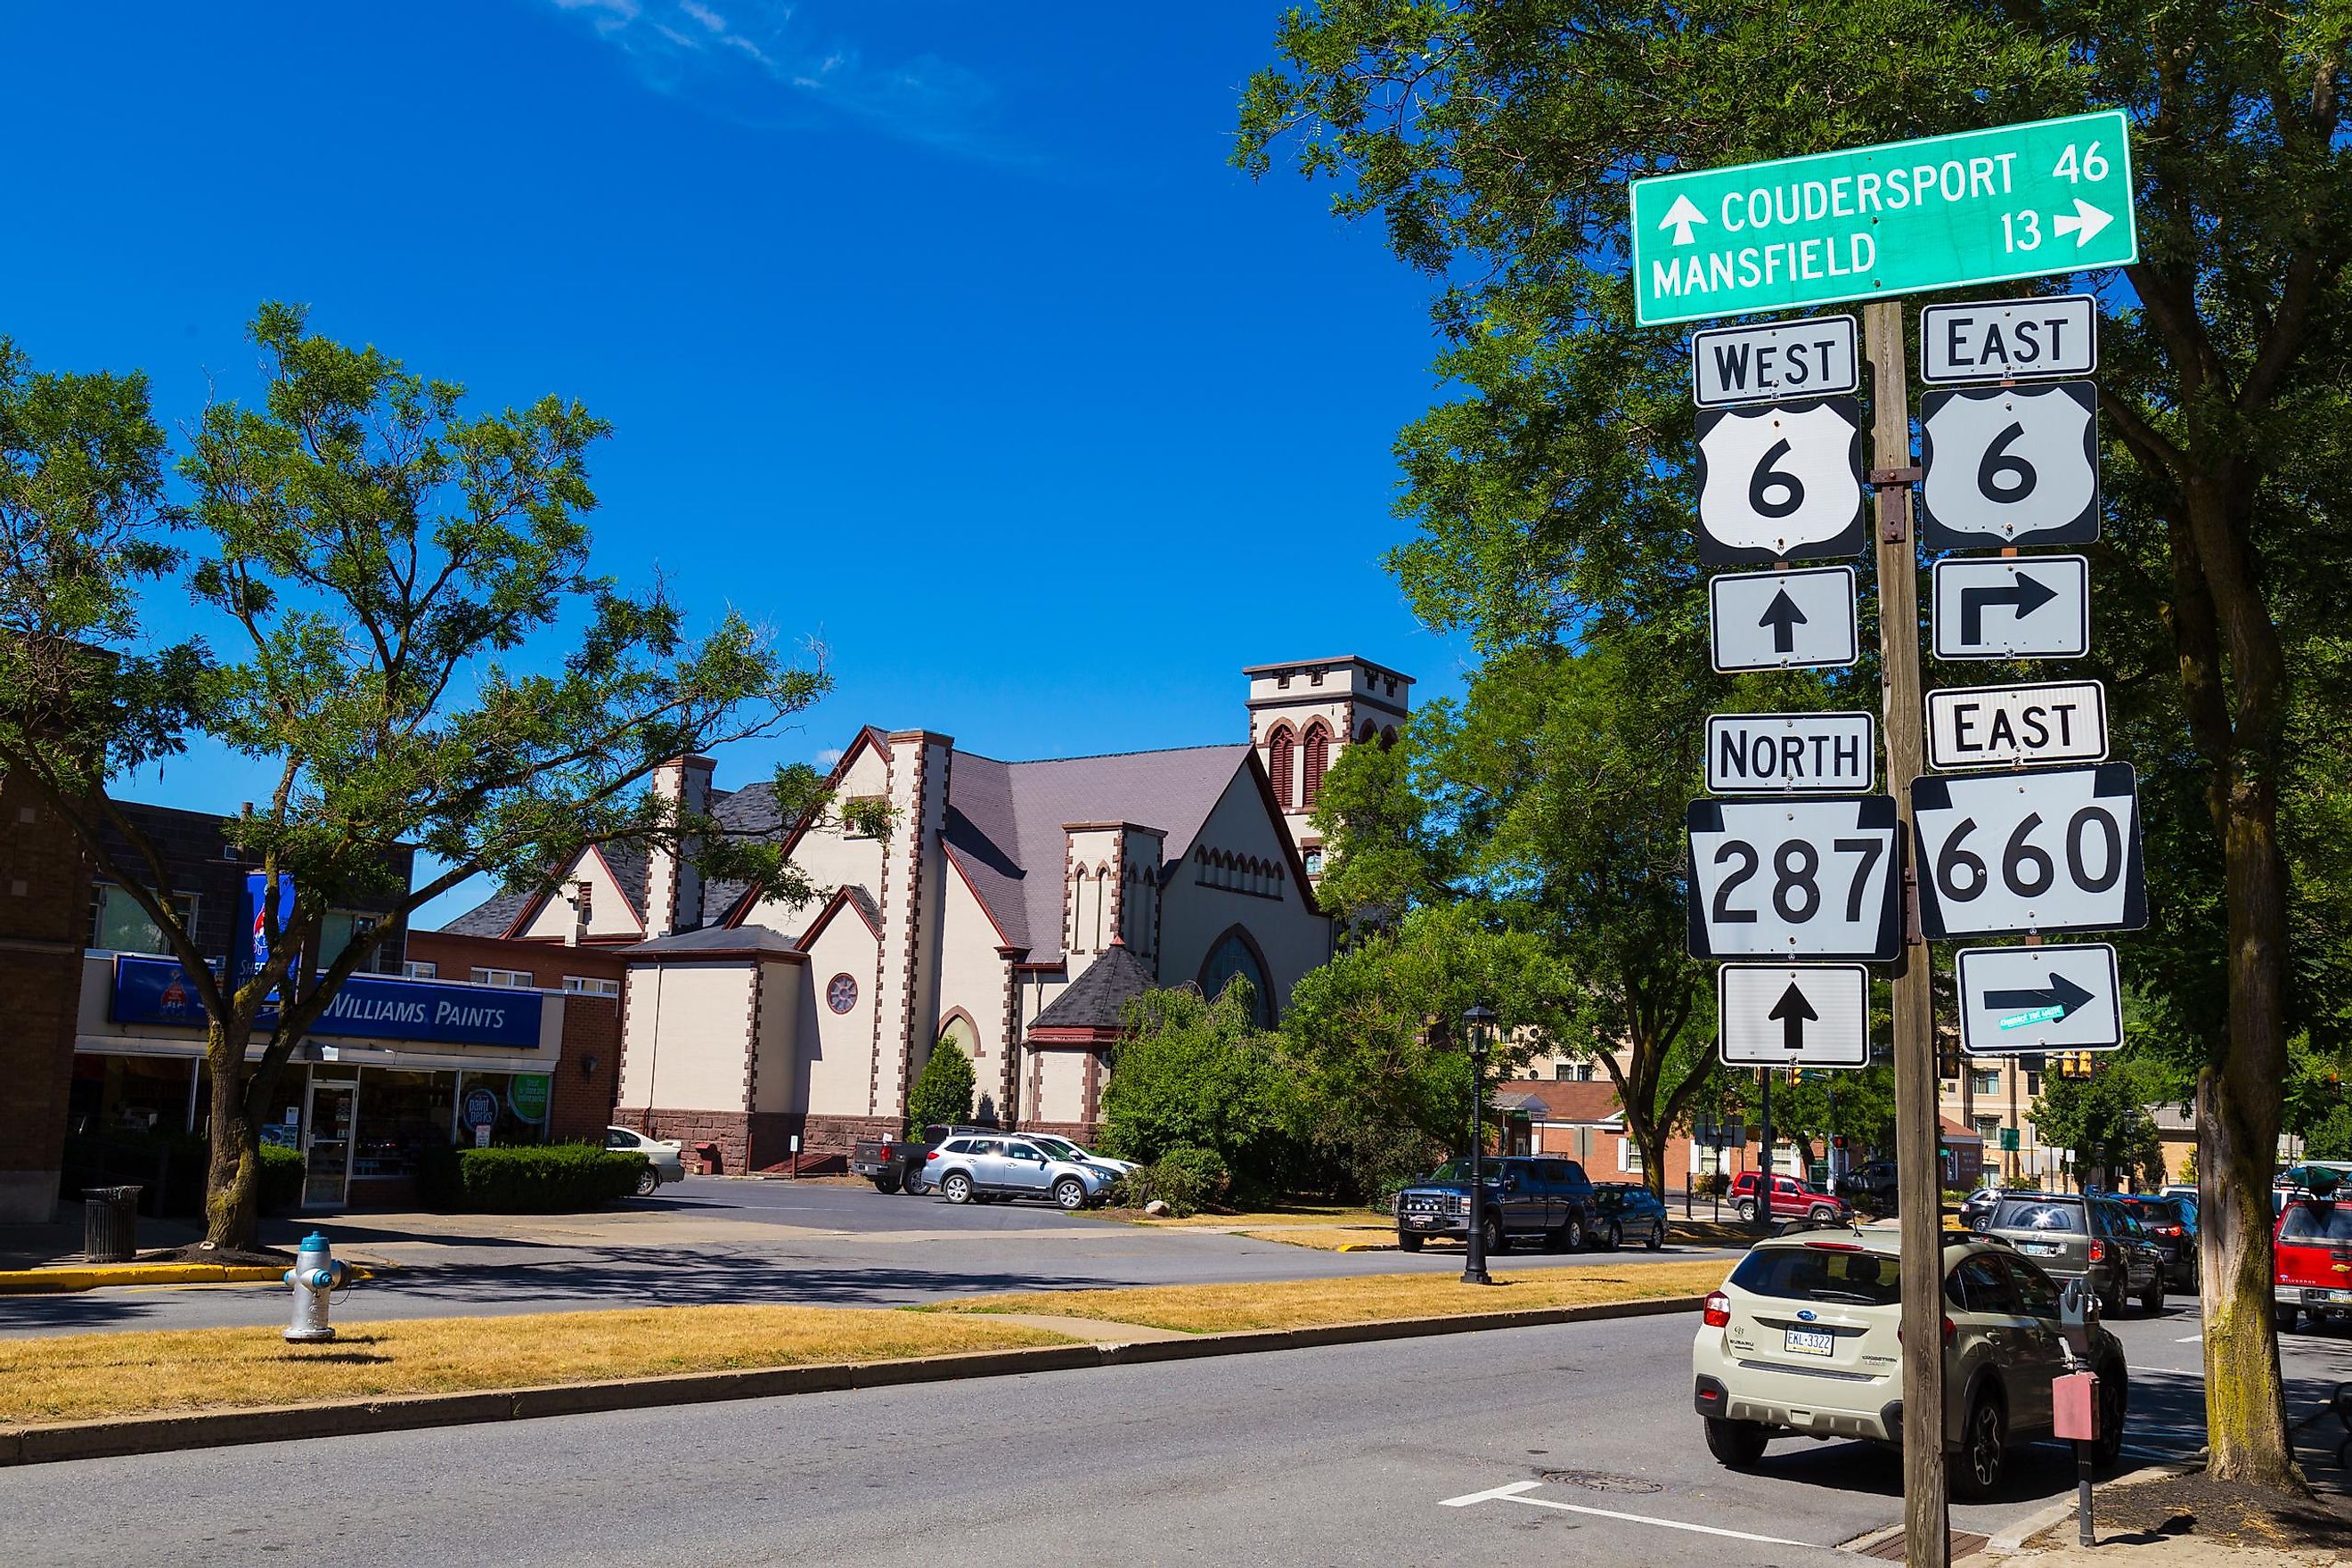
[
  {"x1": 1730, "y1": 1171, "x2": 1852, "y2": 1224},
  {"x1": 2274, "y1": 1189, "x2": 2352, "y2": 1332}
]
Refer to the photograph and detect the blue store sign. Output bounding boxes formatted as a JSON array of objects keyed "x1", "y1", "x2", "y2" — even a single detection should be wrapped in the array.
[{"x1": 110, "y1": 955, "x2": 543, "y2": 1050}]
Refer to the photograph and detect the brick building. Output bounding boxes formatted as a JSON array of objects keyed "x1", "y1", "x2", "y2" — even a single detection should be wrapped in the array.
[{"x1": 0, "y1": 772, "x2": 92, "y2": 1222}]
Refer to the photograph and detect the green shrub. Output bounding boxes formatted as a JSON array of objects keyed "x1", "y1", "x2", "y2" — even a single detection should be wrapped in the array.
[
  {"x1": 257, "y1": 1145, "x2": 304, "y2": 1213},
  {"x1": 1695, "y1": 1171, "x2": 1731, "y2": 1198},
  {"x1": 907, "y1": 1038, "x2": 976, "y2": 1131},
  {"x1": 419, "y1": 1143, "x2": 645, "y2": 1213},
  {"x1": 1155, "y1": 1145, "x2": 1231, "y2": 1203},
  {"x1": 1111, "y1": 1147, "x2": 1234, "y2": 1218},
  {"x1": 2001, "y1": 1170, "x2": 2040, "y2": 1191}
]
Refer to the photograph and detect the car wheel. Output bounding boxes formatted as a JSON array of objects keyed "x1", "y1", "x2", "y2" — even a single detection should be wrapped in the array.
[
  {"x1": 1564, "y1": 1214, "x2": 1585, "y2": 1252},
  {"x1": 1951, "y1": 1389, "x2": 2009, "y2": 1500},
  {"x1": 1479, "y1": 1212, "x2": 1507, "y2": 1256},
  {"x1": 942, "y1": 1172, "x2": 973, "y2": 1205},
  {"x1": 872, "y1": 1172, "x2": 902, "y2": 1196},
  {"x1": 635, "y1": 1166, "x2": 660, "y2": 1197},
  {"x1": 1703, "y1": 1417, "x2": 1769, "y2": 1469},
  {"x1": 1605, "y1": 1221, "x2": 1623, "y2": 1252},
  {"x1": 1647, "y1": 1219, "x2": 1667, "y2": 1251},
  {"x1": 2140, "y1": 1279, "x2": 2165, "y2": 1317},
  {"x1": 1398, "y1": 1231, "x2": 1424, "y2": 1254},
  {"x1": 1735, "y1": 1200, "x2": 1757, "y2": 1223},
  {"x1": 1054, "y1": 1177, "x2": 1087, "y2": 1211},
  {"x1": 2092, "y1": 1358, "x2": 2128, "y2": 1470},
  {"x1": 1809, "y1": 1205, "x2": 1835, "y2": 1221},
  {"x1": 2274, "y1": 1303, "x2": 2299, "y2": 1334}
]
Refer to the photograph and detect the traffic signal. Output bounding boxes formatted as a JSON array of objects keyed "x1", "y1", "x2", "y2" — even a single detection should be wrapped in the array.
[{"x1": 1831, "y1": 1134, "x2": 1850, "y2": 1151}]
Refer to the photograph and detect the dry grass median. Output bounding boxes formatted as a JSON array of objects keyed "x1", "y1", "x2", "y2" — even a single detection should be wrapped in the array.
[
  {"x1": 936, "y1": 1259, "x2": 1727, "y2": 1335},
  {"x1": 0, "y1": 1306, "x2": 1073, "y2": 1428}
]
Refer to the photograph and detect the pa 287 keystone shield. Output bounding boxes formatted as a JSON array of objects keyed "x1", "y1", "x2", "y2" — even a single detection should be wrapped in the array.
[{"x1": 1692, "y1": 397, "x2": 1866, "y2": 566}]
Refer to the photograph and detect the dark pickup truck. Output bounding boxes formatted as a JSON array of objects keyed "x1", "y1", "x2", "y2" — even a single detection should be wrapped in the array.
[
  {"x1": 1393, "y1": 1156, "x2": 1603, "y2": 1254},
  {"x1": 850, "y1": 1124, "x2": 997, "y2": 1194}
]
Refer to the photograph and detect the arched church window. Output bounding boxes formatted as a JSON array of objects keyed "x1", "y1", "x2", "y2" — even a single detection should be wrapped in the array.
[
  {"x1": 1301, "y1": 722, "x2": 1331, "y2": 807},
  {"x1": 1268, "y1": 724, "x2": 1295, "y2": 811},
  {"x1": 1198, "y1": 927, "x2": 1274, "y2": 1027}
]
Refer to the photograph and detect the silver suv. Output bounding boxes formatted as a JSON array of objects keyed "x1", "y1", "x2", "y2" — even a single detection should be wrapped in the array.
[
  {"x1": 1691, "y1": 1228, "x2": 2128, "y2": 1498},
  {"x1": 927, "y1": 1135, "x2": 1115, "y2": 1211}
]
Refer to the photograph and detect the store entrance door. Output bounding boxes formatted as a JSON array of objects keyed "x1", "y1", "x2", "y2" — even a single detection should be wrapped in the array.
[{"x1": 302, "y1": 1078, "x2": 358, "y2": 1209}]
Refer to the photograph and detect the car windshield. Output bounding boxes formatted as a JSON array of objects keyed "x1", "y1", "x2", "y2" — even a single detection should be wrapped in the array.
[
  {"x1": 1426, "y1": 1159, "x2": 1486, "y2": 1183},
  {"x1": 2280, "y1": 1203, "x2": 2352, "y2": 1242},
  {"x1": 1730, "y1": 1245, "x2": 1902, "y2": 1306},
  {"x1": 1993, "y1": 1198, "x2": 2084, "y2": 1233}
]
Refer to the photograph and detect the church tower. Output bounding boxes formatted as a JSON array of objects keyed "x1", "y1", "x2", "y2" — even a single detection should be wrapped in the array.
[{"x1": 1244, "y1": 657, "x2": 1414, "y2": 884}]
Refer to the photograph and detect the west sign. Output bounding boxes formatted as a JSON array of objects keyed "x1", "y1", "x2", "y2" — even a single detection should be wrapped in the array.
[{"x1": 1630, "y1": 111, "x2": 2137, "y2": 326}]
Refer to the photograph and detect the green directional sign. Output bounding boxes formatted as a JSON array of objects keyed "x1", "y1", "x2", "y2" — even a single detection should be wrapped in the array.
[{"x1": 1630, "y1": 111, "x2": 2136, "y2": 326}]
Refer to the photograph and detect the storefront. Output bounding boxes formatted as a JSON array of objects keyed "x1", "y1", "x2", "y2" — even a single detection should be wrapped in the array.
[{"x1": 73, "y1": 952, "x2": 567, "y2": 1209}]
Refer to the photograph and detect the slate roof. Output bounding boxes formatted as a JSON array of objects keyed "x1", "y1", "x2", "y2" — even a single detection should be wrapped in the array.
[
  {"x1": 1028, "y1": 942, "x2": 1157, "y2": 1033},
  {"x1": 945, "y1": 744, "x2": 1254, "y2": 963},
  {"x1": 623, "y1": 924, "x2": 802, "y2": 959},
  {"x1": 442, "y1": 889, "x2": 533, "y2": 938}
]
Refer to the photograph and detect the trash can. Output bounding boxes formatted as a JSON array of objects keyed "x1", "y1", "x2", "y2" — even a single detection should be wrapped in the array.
[{"x1": 83, "y1": 1186, "x2": 143, "y2": 1264}]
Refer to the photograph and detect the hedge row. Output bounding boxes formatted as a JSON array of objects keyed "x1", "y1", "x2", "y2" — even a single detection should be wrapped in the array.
[{"x1": 419, "y1": 1143, "x2": 647, "y2": 1213}]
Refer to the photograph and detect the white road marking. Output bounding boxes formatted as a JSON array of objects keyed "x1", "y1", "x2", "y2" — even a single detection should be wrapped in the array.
[
  {"x1": 2175, "y1": 1334, "x2": 2202, "y2": 1343},
  {"x1": 1440, "y1": 1479, "x2": 1830, "y2": 1549}
]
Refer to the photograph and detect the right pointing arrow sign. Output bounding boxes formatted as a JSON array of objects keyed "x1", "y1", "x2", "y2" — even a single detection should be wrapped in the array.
[
  {"x1": 1933, "y1": 555, "x2": 2091, "y2": 660},
  {"x1": 1957, "y1": 570, "x2": 2059, "y2": 645},
  {"x1": 1956, "y1": 944, "x2": 2123, "y2": 1056}
]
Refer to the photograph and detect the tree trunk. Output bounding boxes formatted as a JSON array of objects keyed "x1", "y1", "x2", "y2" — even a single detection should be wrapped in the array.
[
  {"x1": 1635, "y1": 1123, "x2": 1669, "y2": 1202},
  {"x1": 2197, "y1": 769, "x2": 2300, "y2": 1490},
  {"x1": 201, "y1": 1019, "x2": 264, "y2": 1251}
]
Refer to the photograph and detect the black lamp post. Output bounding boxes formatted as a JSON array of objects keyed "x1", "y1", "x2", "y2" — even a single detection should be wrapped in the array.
[{"x1": 1461, "y1": 1005, "x2": 1497, "y2": 1286}]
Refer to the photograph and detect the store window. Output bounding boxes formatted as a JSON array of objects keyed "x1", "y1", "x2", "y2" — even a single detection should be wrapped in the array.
[
  {"x1": 320, "y1": 910, "x2": 384, "y2": 969},
  {"x1": 351, "y1": 1069, "x2": 456, "y2": 1188},
  {"x1": 470, "y1": 967, "x2": 535, "y2": 989},
  {"x1": 563, "y1": 976, "x2": 620, "y2": 997},
  {"x1": 455, "y1": 1070, "x2": 555, "y2": 1144},
  {"x1": 69, "y1": 1054, "x2": 199, "y2": 1137},
  {"x1": 404, "y1": 960, "x2": 438, "y2": 979},
  {"x1": 91, "y1": 885, "x2": 195, "y2": 955}
]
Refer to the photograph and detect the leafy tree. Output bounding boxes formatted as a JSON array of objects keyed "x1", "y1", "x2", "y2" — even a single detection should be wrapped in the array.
[
  {"x1": 1760, "y1": 1066, "x2": 1899, "y2": 1175},
  {"x1": 1237, "y1": 0, "x2": 2352, "y2": 1487},
  {"x1": 2032, "y1": 1065, "x2": 2167, "y2": 1189},
  {"x1": 1275, "y1": 902, "x2": 1564, "y2": 1198},
  {"x1": 1100, "y1": 982, "x2": 1291, "y2": 1198},
  {"x1": 0, "y1": 307, "x2": 827, "y2": 1250},
  {"x1": 907, "y1": 1035, "x2": 976, "y2": 1131}
]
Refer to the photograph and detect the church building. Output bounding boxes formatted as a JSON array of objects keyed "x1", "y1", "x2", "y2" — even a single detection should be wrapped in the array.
[{"x1": 442, "y1": 656, "x2": 1411, "y2": 1171}]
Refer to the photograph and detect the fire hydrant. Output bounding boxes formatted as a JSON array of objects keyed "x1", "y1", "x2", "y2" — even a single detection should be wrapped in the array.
[{"x1": 282, "y1": 1230, "x2": 350, "y2": 1343}]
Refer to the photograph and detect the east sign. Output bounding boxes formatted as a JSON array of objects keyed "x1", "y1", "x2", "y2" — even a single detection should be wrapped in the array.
[{"x1": 1630, "y1": 111, "x2": 2137, "y2": 326}]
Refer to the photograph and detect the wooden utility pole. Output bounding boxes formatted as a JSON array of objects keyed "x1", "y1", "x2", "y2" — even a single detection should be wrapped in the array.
[{"x1": 1866, "y1": 298, "x2": 1949, "y2": 1567}]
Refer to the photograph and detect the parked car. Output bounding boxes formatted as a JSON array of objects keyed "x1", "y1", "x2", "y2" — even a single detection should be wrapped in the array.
[
  {"x1": 850, "y1": 1123, "x2": 996, "y2": 1194},
  {"x1": 604, "y1": 1125, "x2": 686, "y2": 1196},
  {"x1": 1020, "y1": 1131, "x2": 1138, "y2": 1176},
  {"x1": 1729, "y1": 1172, "x2": 1852, "y2": 1225},
  {"x1": 1978, "y1": 1193, "x2": 2167, "y2": 1316},
  {"x1": 1393, "y1": 1156, "x2": 1603, "y2": 1254},
  {"x1": 923, "y1": 1133, "x2": 1115, "y2": 1211},
  {"x1": 2119, "y1": 1195, "x2": 2199, "y2": 1292},
  {"x1": 1836, "y1": 1160, "x2": 1899, "y2": 1212},
  {"x1": 2273, "y1": 1186, "x2": 2352, "y2": 1332},
  {"x1": 1958, "y1": 1186, "x2": 2005, "y2": 1230},
  {"x1": 1592, "y1": 1182, "x2": 1669, "y2": 1251},
  {"x1": 1692, "y1": 1229, "x2": 2129, "y2": 1498}
]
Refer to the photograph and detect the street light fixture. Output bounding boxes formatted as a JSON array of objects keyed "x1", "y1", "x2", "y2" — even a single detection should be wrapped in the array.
[{"x1": 1461, "y1": 1004, "x2": 1498, "y2": 1286}]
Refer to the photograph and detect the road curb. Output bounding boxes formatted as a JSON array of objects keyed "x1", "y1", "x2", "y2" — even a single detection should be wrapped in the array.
[
  {"x1": 1979, "y1": 1459, "x2": 2193, "y2": 1557},
  {"x1": 0, "y1": 1264, "x2": 288, "y2": 1294},
  {"x1": 0, "y1": 1294, "x2": 1704, "y2": 1467}
]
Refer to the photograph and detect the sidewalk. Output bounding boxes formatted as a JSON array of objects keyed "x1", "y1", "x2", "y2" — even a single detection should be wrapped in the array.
[{"x1": 0, "y1": 1213, "x2": 204, "y2": 1273}]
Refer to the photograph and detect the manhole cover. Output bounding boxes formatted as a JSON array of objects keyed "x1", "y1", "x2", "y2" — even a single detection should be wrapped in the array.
[{"x1": 1539, "y1": 1469, "x2": 1663, "y2": 1495}]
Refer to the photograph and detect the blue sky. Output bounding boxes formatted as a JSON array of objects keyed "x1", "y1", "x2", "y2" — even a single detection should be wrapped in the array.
[{"x1": 0, "y1": 2, "x2": 1466, "y2": 927}]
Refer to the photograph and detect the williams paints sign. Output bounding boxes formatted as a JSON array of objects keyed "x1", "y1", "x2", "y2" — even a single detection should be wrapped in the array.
[{"x1": 110, "y1": 955, "x2": 543, "y2": 1050}]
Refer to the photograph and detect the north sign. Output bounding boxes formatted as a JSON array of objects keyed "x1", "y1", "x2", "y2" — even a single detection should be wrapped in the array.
[
  {"x1": 1719, "y1": 963, "x2": 1871, "y2": 1068},
  {"x1": 1709, "y1": 566, "x2": 1859, "y2": 672},
  {"x1": 1956, "y1": 943, "x2": 2123, "y2": 1056},
  {"x1": 1691, "y1": 315, "x2": 1859, "y2": 408},
  {"x1": 1921, "y1": 294, "x2": 2099, "y2": 384},
  {"x1": 1630, "y1": 110, "x2": 2138, "y2": 327},
  {"x1": 1931, "y1": 556, "x2": 2090, "y2": 660},
  {"x1": 1694, "y1": 397, "x2": 1866, "y2": 564},
  {"x1": 1920, "y1": 382, "x2": 2100, "y2": 549},
  {"x1": 1926, "y1": 680, "x2": 2108, "y2": 772},
  {"x1": 1912, "y1": 763, "x2": 2147, "y2": 939},
  {"x1": 1686, "y1": 795, "x2": 1901, "y2": 961},
  {"x1": 1706, "y1": 711, "x2": 1875, "y2": 795}
]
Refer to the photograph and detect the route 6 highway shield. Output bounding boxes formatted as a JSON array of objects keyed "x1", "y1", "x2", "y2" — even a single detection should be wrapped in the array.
[{"x1": 1692, "y1": 397, "x2": 1866, "y2": 567}]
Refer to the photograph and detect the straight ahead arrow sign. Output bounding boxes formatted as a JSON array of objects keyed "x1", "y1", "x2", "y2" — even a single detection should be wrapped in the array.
[
  {"x1": 1768, "y1": 981, "x2": 1818, "y2": 1051},
  {"x1": 1758, "y1": 588, "x2": 1809, "y2": 654},
  {"x1": 1958, "y1": 570, "x2": 2059, "y2": 645}
]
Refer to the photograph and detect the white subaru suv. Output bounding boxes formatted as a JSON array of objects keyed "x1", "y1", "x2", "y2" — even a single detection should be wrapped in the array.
[{"x1": 1691, "y1": 1227, "x2": 2128, "y2": 1497}]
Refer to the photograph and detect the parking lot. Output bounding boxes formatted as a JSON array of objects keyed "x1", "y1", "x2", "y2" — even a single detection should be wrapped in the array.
[{"x1": 0, "y1": 1176, "x2": 1734, "y2": 1338}]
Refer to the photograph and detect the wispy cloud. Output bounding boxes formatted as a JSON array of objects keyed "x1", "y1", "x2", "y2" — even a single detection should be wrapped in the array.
[{"x1": 542, "y1": 0, "x2": 1025, "y2": 163}]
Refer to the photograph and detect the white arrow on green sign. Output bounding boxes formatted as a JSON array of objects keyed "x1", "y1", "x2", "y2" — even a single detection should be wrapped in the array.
[{"x1": 1629, "y1": 110, "x2": 2136, "y2": 326}]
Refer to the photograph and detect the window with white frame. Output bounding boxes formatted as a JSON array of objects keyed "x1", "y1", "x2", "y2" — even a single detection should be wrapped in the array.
[
  {"x1": 563, "y1": 976, "x2": 620, "y2": 997},
  {"x1": 404, "y1": 960, "x2": 438, "y2": 980},
  {"x1": 470, "y1": 967, "x2": 535, "y2": 989},
  {"x1": 1969, "y1": 1068, "x2": 2002, "y2": 1097},
  {"x1": 1617, "y1": 1137, "x2": 1644, "y2": 1174}
]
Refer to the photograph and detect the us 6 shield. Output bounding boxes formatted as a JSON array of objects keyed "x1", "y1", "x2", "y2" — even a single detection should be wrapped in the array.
[
  {"x1": 1919, "y1": 381, "x2": 2100, "y2": 550},
  {"x1": 1692, "y1": 397, "x2": 1866, "y2": 566},
  {"x1": 1686, "y1": 795, "x2": 1901, "y2": 961}
]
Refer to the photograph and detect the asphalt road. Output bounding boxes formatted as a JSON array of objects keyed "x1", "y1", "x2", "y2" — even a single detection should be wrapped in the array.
[
  {"x1": 0, "y1": 1177, "x2": 1733, "y2": 1337},
  {"x1": 7, "y1": 1306, "x2": 2345, "y2": 1566}
]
